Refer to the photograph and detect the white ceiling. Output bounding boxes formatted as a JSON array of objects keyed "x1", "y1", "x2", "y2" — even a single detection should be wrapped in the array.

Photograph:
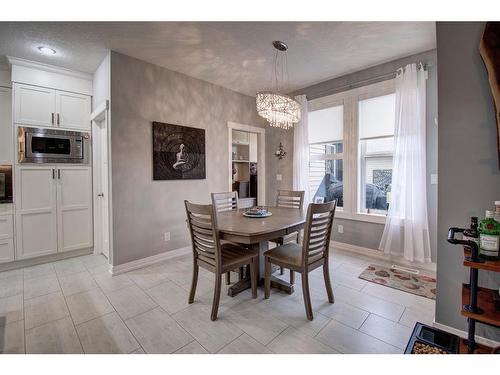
[{"x1": 0, "y1": 22, "x2": 436, "y2": 96}]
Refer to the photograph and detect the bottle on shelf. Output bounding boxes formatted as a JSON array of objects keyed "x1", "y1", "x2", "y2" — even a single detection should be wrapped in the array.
[
  {"x1": 463, "y1": 216, "x2": 479, "y2": 249},
  {"x1": 494, "y1": 201, "x2": 500, "y2": 223},
  {"x1": 478, "y1": 210, "x2": 500, "y2": 260}
]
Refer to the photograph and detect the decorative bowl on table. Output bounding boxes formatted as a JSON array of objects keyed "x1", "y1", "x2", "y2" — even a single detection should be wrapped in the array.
[{"x1": 243, "y1": 206, "x2": 272, "y2": 218}]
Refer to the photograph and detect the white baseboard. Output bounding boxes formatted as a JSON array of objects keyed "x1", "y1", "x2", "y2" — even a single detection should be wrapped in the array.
[
  {"x1": 331, "y1": 241, "x2": 437, "y2": 272},
  {"x1": 432, "y1": 321, "x2": 500, "y2": 349},
  {"x1": 110, "y1": 246, "x2": 191, "y2": 275}
]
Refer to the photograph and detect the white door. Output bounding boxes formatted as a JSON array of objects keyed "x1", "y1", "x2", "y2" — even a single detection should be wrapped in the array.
[
  {"x1": 56, "y1": 165, "x2": 93, "y2": 252},
  {"x1": 14, "y1": 83, "x2": 56, "y2": 127},
  {"x1": 92, "y1": 114, "x2": 110, "y2": 258},
  {"x1": 55, "y1": 91, "x2": 91, "y2": 130},
  {"x1": 15, "y1": 165, "x2": 58, "y2": 259},
  {"x1": 0, "y1": 87, "x2": 13, "y2": 164}
]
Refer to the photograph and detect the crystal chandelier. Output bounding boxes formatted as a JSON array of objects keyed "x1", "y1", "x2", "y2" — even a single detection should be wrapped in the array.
[{"x1": 256, "y1": 41, "x2": 301, "y2": 130}]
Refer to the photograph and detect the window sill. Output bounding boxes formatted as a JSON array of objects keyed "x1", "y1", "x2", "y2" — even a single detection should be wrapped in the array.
[{"x1": 335, "y1": 211, "x2": 387, "y2": 225}]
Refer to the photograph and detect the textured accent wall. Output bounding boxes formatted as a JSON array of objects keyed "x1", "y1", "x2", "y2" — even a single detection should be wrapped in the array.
[
  {"x1": 436, "y1": 22, "x2": 500, "y2": 341},
  {"x1": 110, "y1": 52, "x2": 292, "y2": 266}
]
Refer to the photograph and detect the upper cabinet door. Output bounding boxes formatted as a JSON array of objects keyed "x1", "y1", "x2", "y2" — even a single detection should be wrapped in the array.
[
  {"x1": 55, "y1": 91, "x2": 91, "y2": 130},
  {"x1": 14, "y1": 83, "x2": 56, "y2": 127},
  {"x1": 0, "y1": 87, "x2": 13, "y2": 164}
]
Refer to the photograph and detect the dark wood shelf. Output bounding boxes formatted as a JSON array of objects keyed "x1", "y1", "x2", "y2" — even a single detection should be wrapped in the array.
[
  {"x1": 458, "y1": 338, "x2": 494, "y2": 354},
  {"x1": 464, "y1": 249, "x2": 500, "y2": 272},
  {"x1": 461, "y1": 284, "x2": 500, "y2": 327}
]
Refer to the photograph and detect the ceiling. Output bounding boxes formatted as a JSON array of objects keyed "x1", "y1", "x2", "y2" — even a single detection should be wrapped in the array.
[{"x1": 0, "y1": 22, "x2": 436, "y2": 96}]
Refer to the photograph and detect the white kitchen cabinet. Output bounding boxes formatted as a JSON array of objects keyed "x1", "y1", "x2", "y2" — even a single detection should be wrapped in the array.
[
  {"x1": 0, "y1": 87, "x2": 13, "y2": 164},
  {"x1": 0, "y1": 214, "x2": 13, "y2": 240},
  {"x1": 15, "y1": 164, "x2": 93, "y2": 259},
  {"x1": 0, "y1": 239, "x2": 14, "y2": 263},
  {"x1": 14, "y1": 83, "x2": 91, "y2": 131},
  {"x1": 14, "y1": 83, "x2": 56, "y2": 127},
  {"x1": 55, "y1": 91, "x2": 91, "y2": 130},
  {"x1": 15, "y1": 165, "x2": 58, "y2": 259},
  {"x1": 56, "y1": 165, "x2": 93, "y2": 252}
]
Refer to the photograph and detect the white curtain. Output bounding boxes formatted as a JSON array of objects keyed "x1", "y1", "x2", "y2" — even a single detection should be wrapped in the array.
[
  {"x1": 379, "y1": 63, "x2": 431, "y2": 263},
  {"x1": 293, "y1": 95, "x2": 310, "y2": 209}
]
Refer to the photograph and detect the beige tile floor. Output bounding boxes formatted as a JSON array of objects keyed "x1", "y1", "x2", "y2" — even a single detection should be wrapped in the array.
[{"x1": 0, "y1": 248, "x2": 436, "y2": 354}]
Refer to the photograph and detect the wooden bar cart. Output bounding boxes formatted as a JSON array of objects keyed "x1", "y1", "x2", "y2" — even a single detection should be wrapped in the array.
[{"x1": 448, "y1": 227, "x2": 500, "y2": 354}]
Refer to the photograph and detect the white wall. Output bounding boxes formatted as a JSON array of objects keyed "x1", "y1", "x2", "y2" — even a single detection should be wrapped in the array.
[{"x1": 92, "y1": 52, "x2": 110, "y2": 109}]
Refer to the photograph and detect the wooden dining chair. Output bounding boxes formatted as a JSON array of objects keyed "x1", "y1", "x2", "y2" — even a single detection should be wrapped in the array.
[
  {"x1": 264, "y1": 201, "x2": 336, "y2": 320},
  {"x1": 211, "y1": 191, "x2": 245, "y2": 285},
  {"x1": 185, "y1": 200, "x2": 258, "y2": 321},
  {"x1": 270, "y1": 190, "x2": 305, "y2": 283}
]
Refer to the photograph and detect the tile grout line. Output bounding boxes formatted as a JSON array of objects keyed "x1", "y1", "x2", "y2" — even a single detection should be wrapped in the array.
[{"x1": 54, "y1": 265, "x2": 84, "y2": 354}]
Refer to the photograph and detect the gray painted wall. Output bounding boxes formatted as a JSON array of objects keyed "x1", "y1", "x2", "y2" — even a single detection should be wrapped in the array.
[
  {"x1": 109, "y1": 51, "x2": 291, "y2": 266},
  {"x1": 436, "y1": 22, "x2": 500, "y2": 341},
  {"x1": 291, "y1": 49, "x2": 439, "y2": 262}
]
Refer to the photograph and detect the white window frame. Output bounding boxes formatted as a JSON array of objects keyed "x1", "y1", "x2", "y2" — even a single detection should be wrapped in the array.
[{"x1": 308, "y1": 79, "x2": 395, "y2": 224}]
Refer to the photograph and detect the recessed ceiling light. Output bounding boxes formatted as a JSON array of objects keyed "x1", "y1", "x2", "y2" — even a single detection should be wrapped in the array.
[{"x1": 37, "y1": 46, "x2": 56, "y2": 55}]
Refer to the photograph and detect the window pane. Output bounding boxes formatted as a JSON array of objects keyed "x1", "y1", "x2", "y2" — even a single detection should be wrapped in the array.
[
  {"x1": 308, "y1": 105, "x2": 343, "y2": 144},
  {"x1": 359, "y1": 137, "x2": 393, "y2": 214},
  {"x1": 309, "y1": 146, "x2": 343, "y2": 207},
  {"x1": 359, "y1": 93, "x2": 395, "y2": 139}
]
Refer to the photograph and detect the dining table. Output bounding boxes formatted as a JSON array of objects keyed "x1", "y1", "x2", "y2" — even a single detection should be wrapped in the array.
[{"x1": 217, "y1": 206, "x2": 306, "y2": 297}]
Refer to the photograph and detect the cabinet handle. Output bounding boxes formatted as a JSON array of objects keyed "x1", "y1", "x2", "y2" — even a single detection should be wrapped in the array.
[
  {"x1": 51, "y1": 113, "x2": 54, "y2": 125},
  {"x1": 58, "y1": 169, "x2": 61, "y2": 180},
  {"x1": 52, "y1": 168, "x2": 55, "y2": 179},
  {"x1": 57, "y1": 113, "x2": 60, "y2": 125}
]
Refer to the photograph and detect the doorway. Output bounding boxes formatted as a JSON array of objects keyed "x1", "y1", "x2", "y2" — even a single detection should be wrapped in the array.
[
  {"x1": 91, "y1": 101, "x2": 111, "y2": 260},
  {"x1": 227, "y1": 122, "x2": 266, "y2": 206}
]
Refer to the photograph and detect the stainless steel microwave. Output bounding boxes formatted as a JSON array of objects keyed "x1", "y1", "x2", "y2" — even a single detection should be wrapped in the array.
[{"x1": 18, "y1": 127, "x2": 90, "y2": 164}]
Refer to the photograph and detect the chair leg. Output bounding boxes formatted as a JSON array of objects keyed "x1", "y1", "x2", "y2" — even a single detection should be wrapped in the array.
[
  {"x1": 280, "y1": 266, "x2": 284, "y2": 275},
  {"x1": 211, "y1": 273, "x2": 223, "y2": 321},
  {"x1": 188, "y1": 263, "x2": 199, "y2": 304},
  {"x1": 225, "y1": 271, "x2": 231, "y2": 285},
  {"x1": 249, "y1": 258, "x2": 258, "y2": 299},
  {"x1": 301, "y1": 272, "x2": 314, "y2": 321},
  {"x1": 290, "y1": 270, "x2": 295, "y2": 285},
  {"x1": 323, "y1": 262, "x2": 335, "y2": 304},
  {"x1": 264, "y1": 257, "x2": 272, "y2": 299}
]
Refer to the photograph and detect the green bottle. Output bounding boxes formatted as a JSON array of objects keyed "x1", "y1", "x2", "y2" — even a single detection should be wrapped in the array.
[{"x1": 478, "y1": 210, "x2": 500, "y2": 260}]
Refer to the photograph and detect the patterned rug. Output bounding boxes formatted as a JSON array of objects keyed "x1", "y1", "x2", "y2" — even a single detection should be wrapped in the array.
[{"x1": 359, "y1": 264, "x2": 437, "y2": 300}]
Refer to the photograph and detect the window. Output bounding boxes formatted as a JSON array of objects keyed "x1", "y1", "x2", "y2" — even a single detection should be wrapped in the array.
[
  {"x1": 307, "y1": 79, "x2": 396, "y2": 223},
  {"x1": 308, "y1": 105, "x2": 343, "y2": 207},
  {"x1": 358, "y1": 93, "x2": 396, "y2": 215}
]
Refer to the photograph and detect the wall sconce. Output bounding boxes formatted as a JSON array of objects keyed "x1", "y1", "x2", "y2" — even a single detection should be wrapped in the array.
[{"x1": 274, "y1": 142, "x2": 287, "y2": 160}]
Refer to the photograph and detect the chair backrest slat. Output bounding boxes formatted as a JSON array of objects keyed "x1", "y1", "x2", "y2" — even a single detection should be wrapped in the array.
[
  {"x1": 276, "y1": 190, "x2": 305, "y2": 210},
  {"x1": 185, "y1": 200, "x2": 221, "y2": 267},
  {"x1": 211, "y1": 191, "x2": 239, "y2": 213},
  {"x1": 302, "y1": 201, "x2": 336, "y2": 267}
]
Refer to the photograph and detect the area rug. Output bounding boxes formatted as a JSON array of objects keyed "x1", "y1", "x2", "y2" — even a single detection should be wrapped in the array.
[{"x1": 359, "y1": 264, "x2": 436, "y2": 300}]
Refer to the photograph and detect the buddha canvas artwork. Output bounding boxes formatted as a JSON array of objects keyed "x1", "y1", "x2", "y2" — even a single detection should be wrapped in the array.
[{"x1": 152, "y1": 122, "x2": 206, "y2": 180}]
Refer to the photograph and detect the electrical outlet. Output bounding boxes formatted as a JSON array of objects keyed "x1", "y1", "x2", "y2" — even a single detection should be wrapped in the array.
[
  {"x1": 337, "y1": 225, "x2": 344, "y2": 234},
  {"x1": 276, "y1": 174, "x2": 282, "y2": 181},
  {"x1": 164, "y1": 232, "x2": 171, "y2": 242},
  {"x1": 431, "y1": 174, "x2": 438, "y2": 185}
]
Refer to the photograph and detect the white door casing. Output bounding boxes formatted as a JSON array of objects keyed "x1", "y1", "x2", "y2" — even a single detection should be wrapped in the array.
[
  {"x1": 227, "y1": 122, "x2": 266, "y2": 206},
  {"x1": 91, "y1": 101, "x2": 111, "y2": 259}
]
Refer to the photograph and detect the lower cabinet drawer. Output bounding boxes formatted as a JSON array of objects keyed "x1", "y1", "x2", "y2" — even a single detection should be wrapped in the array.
[
  {"x1": 0, "y1": 238, "x2": 15, "y2": 263},
  {"x1": 0, "y1": 215, "x2": 13, "y2": 240}
]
